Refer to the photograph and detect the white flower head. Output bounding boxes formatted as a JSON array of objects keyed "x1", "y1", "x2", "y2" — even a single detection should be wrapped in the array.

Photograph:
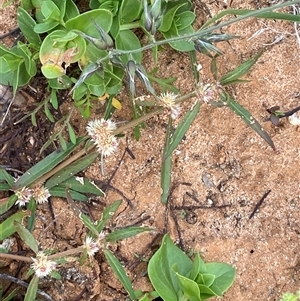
[
  {"x1": 197, "y1": 82, "x2": 216, "y2": 103},
  {"x1": 84, "y1": 236, "x2": 100, "y2": 257},
  {"x1": 15, "y1": 187, "x2": 32, "y2": 207},
  {"x1": 31, "y1": 252, "x2": 56, "y2": 278},
  {"x1": 32, "y1": 185, "x2": 51, "y2": 204},
  {"x1": 159, "y1": 92, "x2": 181, "y2": 119},
  {"x1": 86, "y1": 119, "x2": 118, "y2": 157}
]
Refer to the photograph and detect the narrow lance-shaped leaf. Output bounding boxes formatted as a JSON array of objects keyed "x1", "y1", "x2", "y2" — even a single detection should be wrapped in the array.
[
  {"x1": 95, "y1": 200, "x2": 122, "y2": 233},
  {"x1": 219, "y1": 49, "x2": 264, "y2": 86},
  {"x1": 14, "y1": 221, "x2": 39, "y2": 254},
  {"x1": 163, "y1": 101, "x2": 200, "y2": 159},
  {"x1": 200, "y1": 2, "x2": 300, "y2": 30},
  {"x1": 161, "y1": 118, "x2": 173, "y2": 205},
  {"x1": 49, "y1": 186, "x2": 89, "y2": 201},
  {"x1": 0, "y1": 210, "x2": 31, "y2": 241},
  {"x1": 65, "y1": 188, "x2": 99, "y2": 237},
  {"x1": 12, "y1": 138, "x2": 86, "y2": 190},
  {"x1": 58, "y1": 177, "x2": 104, "y2": 196},
  {"x1": 0, "y1": 194, "x2": 17, "y2": 215},
  {"x1": 106, "y1": 226, "x2": 152, "y2": 242},
  {"x1": 104, "y1": 249, "x2": 137, "y2": 301},
  {"x1": 0, "y1": 167, "x2": 15, "y2": 187},
  {"x1": 45, "y1": 152, "x2": 98, "y2": 189},
  {"x1": 24, "y1": 275, "x2": 39, "y2": 301},
  {"x1": 222, "y1": 92, "x2": 275, "y2": 150},
  {"x1": 27, "y1": 198, "x2": 37, "y2": 232}
]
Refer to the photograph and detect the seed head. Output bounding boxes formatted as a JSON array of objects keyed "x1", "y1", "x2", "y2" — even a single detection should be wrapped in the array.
[
  {"x1": 32, "y1": 185, "x2": 51, "y2": 204},
  {"x1": 159, "y1": 92, "x2": 181, "y2": 119},
  {"x1": 86, "y1": 119, "x2": 118, "y2": 157},
  {"x1": 31, "y1": 252, "x2": 56, "y2": 278},
  {"x1": 197, "y1": 83, "x2": 216, "y2": 103},
  {"x1": 84, "y1": 236, "x2": 100, "y2": 257},
  {"x1": 15, "y1": 187, "x2": 32, "y2": 207}
]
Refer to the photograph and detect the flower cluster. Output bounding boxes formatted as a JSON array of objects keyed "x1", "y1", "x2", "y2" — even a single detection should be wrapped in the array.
[
  {"x1": 31, "y1": 252, "x2": 57, "y2": 278},
  {"x1": 197, "y1": 82, "x2": 217, "y2": 103},
  {"x1": 15, "y1": 185, "x2": 51, "y2": 207},
  {"x1": 86, "y1": 118, "x2": 118, "y2": 157},
  {"x1": 159, "y1": 92, "x2": 181, "y2": 119},
  {"x1": 83, "y1": 232, "x2": 106, "y2": 258}
]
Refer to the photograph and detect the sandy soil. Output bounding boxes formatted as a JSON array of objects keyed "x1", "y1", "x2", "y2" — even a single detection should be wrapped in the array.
[{"x1": 0, "y1": 0, "x2": 299, "y2": 300}]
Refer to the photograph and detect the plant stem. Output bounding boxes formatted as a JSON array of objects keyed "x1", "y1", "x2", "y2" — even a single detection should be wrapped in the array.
[
  {"x1": 120, "y1": 22, "x2": 141, "y2": 30},
  {"x1": 35, "y1": 91, "x2": 198, "y2": 184},
  {"x1": 0, "y1": 246, "x2": 84, "y2": 262},
  {"x1": 99, "y1": 0, "x2": 300, "y2": 61}
]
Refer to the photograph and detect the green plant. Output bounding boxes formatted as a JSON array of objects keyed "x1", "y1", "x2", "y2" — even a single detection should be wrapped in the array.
[
  {"x1": 105, "y1": 234, "x2": 235, "y2": 301},
  {"x1": 279, "y1": 291, "x2": 300, "y2": 301},
  {"x1": 1, "y1": 0, "x2": 299, "y2": 144},
  {"x1": 1, "y1": 0, "x2": 300, "y2": 299},
  {"x1": 148, "y1": 234, "x2": 235, "y2": 301},
  {"x1": 0, "y1": 194, "x2": 151, "y2": 300}
]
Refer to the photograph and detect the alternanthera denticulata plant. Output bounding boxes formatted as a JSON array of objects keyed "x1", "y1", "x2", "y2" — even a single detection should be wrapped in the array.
[
  {"x1": 1, "y1": 0, "x2": 300, "y2": 299},
  {"x1": 0, "y1": 196, "x2": 152, "y2": 301}
]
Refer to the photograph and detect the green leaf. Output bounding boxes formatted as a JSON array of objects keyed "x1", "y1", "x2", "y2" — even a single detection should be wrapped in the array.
[
  {"x1": 161, "y1": 118, "x2": 173, "y2": 205},
  {"x1": 175, "y1": 11, "x2": 195, "y2": 30},
  {"x1": 44, "y1": 101, "x2": 55, "y2": 122},
  {"x1": 27, "y1": 198, "x2": 36, "y2": 232},
  {"x1": 34, "y1": 21, "x2": 60, "y2": 34},
  {"x1": 115, "y1": 30, "x2": 142, "y2": 63},
  {"x1": 17, "y1": 7, "x2": 41, "y2": 45},
  {"x1": 66, "y1": 9, "x2": 113, "y2": 36},
  {"x1": 21, "y1": 0, "x2": 34, "y2": 10},
  {"x1": 41, "y1": 1, "x2": 61, "y2": 21},
  {"x1": 189, "y1": 253, "x2": 202, "y2": 280},
  {"x1": 222, "y1": 92, "x2": 276, "y2": 150},
  {"x1": 12, "y1": 138, "x2": 85, "y2": 190},
  {"x1": 58, "y1": 177, "x2": 104, "y2": 196},
  {"x1": 49, "y1": 186, "x2": 88, "y2": 201},
  {"x1": 204, "y1": 8, "x2": 300, "y2": 30},
  {"x1": 80, "y1": 212, "x2": 100, "y2": 237},
  {"x1": 219, "y1": 49, "x2": 264, "y2": 86},
  {"x1": 24, "y1": 275, "x2": 39, "y2": 301},
  {"x1": 106, "y1": 227, "x2": 152, "y2": 242},
  {"x1": 0, "y1": 167, "x2": 15, "y2": 187},
  {"x1": 50, "y1": 270, "x2": 62, "y2": 280},
  {"x1": 0, "y1": 210, "x2": 31, "y2": 240},
  {"x1": 148, "y1": 234, "x2": 193, "y2": 301},
  {"x1": 205, "y1": 262, "x2": 236, "y2": 296},
  {"x1": 120, "y1": 0, "x2": 142, "y2": 23},
  {"x1": 164, "y1": 101, "x2": 200, "y2": 159},
  {"x1": 64, "y1": 0, "x2": 79, "y2": 21},
  {"x1": 1, "y1": 288, "x2": 18, "y2": 301},
  {"x1": 58, "y1": 133, "x2": 67, "y2": 150},
  {"x1": 95, "y1": 200, "x2": 122, "y2": 233},
  {"x1": 14, "y1": 221, "x2": 39, "y2": 254},
  {"x1": 67, "y1": 122, "x2": 77, "y2": 144},
  {"x1": 0, "y1": 195, "x2": 17, "y2": 215},
  {"x1": 174, "y1": 272, "x2": 201, "y2": 301},
  {"x1": 104, "y1": 249, "x2": 137, "y2": 301},
  {"x1": 159, "y1": 3, "x2": 186, "y2": 32},
  {"x1": 45, "y1": 152, "x2": 98, "y2": 189}
]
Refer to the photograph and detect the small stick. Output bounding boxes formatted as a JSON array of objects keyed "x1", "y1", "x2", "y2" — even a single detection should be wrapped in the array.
[{"x1": 249, "y1": 189, "x2": 271, "y2": 219}]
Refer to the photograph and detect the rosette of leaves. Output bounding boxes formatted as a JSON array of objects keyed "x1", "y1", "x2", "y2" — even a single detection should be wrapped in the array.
[{"x1": 148, "y1": 234, "x2": 236, "y2": 301}]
